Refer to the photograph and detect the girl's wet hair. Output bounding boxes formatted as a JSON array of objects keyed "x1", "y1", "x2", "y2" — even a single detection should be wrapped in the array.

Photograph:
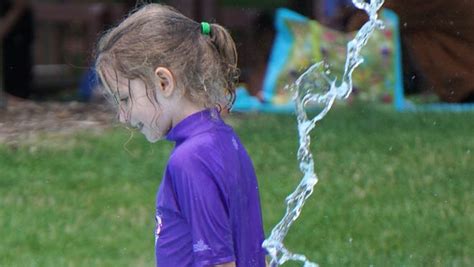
[{"x1": 95, "y1": 4, "x2": 239, "y2": 111}]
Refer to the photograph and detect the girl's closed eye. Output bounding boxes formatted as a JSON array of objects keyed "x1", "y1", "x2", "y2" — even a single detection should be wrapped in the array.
[{"x1": 119, "y1": 96, "x2": 129, "y2": 105}]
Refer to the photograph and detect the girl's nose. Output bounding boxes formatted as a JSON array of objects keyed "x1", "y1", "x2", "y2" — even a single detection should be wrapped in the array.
[{"x1": 118, "y1": 108, "x2": 127, "y2": 124}]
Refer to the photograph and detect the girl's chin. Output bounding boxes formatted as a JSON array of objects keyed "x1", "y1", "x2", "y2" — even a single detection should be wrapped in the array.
[
  {"x1": 142, "y1": 128, "x2": 165, "y2": 143},
  {"x1": 145, "y1": 135, "x2": 162, "y2": 143}
]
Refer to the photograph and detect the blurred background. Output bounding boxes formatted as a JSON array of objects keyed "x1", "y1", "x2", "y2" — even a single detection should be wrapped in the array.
[
  {"x1": 0, "y1": 0, "x2": 327, "y2": 102},
  {"x1": 1, "y1": 0, "x2": 473, "y2": 104}
]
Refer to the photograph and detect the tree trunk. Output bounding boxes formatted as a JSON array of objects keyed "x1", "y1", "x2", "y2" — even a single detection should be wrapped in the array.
[{"x1": 0, "y1": 43, "x2": 6, "y2": 109}]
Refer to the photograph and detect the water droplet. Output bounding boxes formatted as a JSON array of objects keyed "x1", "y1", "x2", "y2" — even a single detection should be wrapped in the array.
[{"x1": 403, "y1": 22, "x2": 408, "y2": 27}]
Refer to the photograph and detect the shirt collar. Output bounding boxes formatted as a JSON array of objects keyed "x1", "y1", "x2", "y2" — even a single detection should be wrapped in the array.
[{"x1": 166, "y1": 108, "x2": 221, "y2": 143}]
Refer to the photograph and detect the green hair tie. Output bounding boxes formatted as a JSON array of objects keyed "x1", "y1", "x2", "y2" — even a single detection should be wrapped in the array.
[{"x1": 201, "y1": 22, "x2": 211, "y2": 36}]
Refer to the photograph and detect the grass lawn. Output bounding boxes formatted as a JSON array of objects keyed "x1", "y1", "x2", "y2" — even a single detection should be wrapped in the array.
[{"x1": 0, "y1": 105, "x2": 473, "y2": 266}]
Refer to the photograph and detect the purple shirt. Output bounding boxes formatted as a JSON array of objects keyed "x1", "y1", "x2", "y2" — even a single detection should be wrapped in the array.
[{"x1": 155, "y1": 109, "x2": 266, "y2": 267}]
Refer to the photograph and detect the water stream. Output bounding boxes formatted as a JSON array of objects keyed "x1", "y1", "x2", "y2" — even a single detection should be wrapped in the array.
[{"x1": 262, "y1": 1, "x2": 385, "y2": 266}]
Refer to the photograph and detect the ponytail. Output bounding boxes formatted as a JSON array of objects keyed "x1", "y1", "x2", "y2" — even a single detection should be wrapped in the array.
[{"x1": 208, "y1": 23, "x2": 239, "y2": 108}]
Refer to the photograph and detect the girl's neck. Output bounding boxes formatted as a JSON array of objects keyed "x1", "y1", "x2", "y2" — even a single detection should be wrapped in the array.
[{"x1": 170, "y1": 97, "x2": 206, "y2": 128}]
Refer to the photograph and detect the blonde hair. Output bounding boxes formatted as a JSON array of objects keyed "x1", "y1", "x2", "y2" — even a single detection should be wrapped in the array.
[{"x1": 95, "y1": 4, "x2": 239, "y2": 110}]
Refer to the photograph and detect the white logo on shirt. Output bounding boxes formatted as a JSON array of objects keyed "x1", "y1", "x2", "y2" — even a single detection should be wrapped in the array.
[
  {"x1": 155, "y1": 214, "x2": 163, "y2": 244},
  {"x1": 232, "y1": 137, "x2": 239, "y2": 150},
  {"x1": 193, "y1": 239, "x2": 211, "y2": 252}
]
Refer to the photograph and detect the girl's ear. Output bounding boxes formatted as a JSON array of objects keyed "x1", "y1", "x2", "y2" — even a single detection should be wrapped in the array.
[{"x1": 154, "y1": 67, "x2": 175, "y2": 98}]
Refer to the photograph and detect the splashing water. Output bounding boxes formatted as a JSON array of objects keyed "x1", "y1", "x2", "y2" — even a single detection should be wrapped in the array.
[{"x1": 262, "y1": 1, "x2": 385, "y2": 266}]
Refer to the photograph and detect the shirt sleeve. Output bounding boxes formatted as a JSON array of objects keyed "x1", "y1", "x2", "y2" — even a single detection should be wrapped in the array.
[{"x1": 169, "y1": 155, "x2": 235, "y2": 266}]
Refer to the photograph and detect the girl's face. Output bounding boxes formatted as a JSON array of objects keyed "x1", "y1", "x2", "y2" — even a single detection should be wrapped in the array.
[
  {"x1": 114, "y1": 76, "x2": 173, "y2": 143},
  {"x1": 102, "y1": 66, "x2": 205, "y2": 143}
]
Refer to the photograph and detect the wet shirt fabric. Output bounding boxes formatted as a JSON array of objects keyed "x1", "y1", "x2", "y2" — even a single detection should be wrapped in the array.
[{"x1": 155, "y1": 109, "x2": 266, "y2": 267}]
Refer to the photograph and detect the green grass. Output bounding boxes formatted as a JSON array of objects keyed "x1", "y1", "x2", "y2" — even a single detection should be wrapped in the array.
[{"x1": 1, "y1": 106, "x2": 473, "y2": 266}]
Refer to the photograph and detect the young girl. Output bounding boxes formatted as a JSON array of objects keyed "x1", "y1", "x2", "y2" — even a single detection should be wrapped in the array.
[{"x1": 95, "y1": 4, "x2": 266, "y2": 267}]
